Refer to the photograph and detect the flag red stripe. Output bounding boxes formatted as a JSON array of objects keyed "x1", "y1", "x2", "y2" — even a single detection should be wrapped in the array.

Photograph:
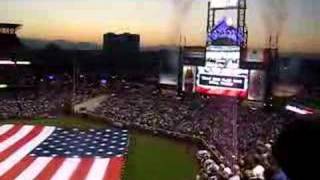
[
  {"x1": 35, "y1": 157, "x2": 65, "y2": 180},
  {"x1": 0, "y1": 126, "x2": 44, "y2": 161},
  {"x1": 69, "y1": 158, "x2": 94, "y2": 180},
  {"x1": 0, "y1": 124, "x2": 23, "y2": 143},
  {"x1": 103, "y1": 157, "x2": 124, "y2": 180},
  {"x1": 0, "y1": 156, "x2": 36, "y2": 179}
]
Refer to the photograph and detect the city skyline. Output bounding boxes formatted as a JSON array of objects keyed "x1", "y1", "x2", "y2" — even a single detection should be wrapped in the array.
[{"x1": 0, "y1": 0, "x2": 319, "y2": 53}]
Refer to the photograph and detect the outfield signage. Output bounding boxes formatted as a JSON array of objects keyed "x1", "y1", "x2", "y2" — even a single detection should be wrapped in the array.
[{"x1": 199, "y1": 74, "x2": 245, "y2": 89}]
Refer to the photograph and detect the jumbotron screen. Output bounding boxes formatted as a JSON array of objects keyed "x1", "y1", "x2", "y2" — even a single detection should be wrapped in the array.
[{"x1": 196, "y1": 46, "x2": 249, "y2": 97}]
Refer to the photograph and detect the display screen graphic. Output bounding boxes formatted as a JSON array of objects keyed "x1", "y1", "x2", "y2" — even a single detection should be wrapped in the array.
[
  {"x1": 208, "y1": 18, "x2": 244, "y2": 46},
  {"x1": 206, "y1": 46, "x2": 240, "y2": 68},
  {"x1": 196, "y1": 45, "x2": 248, "y2": 97},
  {"x1": 199, "y1": 74, "x2": 245, "y2": 89}
]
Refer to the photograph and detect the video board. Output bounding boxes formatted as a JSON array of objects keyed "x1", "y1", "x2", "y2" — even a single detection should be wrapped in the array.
[
  {"x1": 205, "y1": 46, "x2": 240, "y2": 68},
  {"x1": 196, "y1": 46, "x2": 249, "y2": 97}
]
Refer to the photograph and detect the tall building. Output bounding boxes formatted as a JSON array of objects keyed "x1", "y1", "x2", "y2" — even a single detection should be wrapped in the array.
[
  {"x1": 103, "y1": 33, "x2": 140, "y2": 54},
  {"x1": 103, "y1": 33, "x2": 140, "y2": 75}
]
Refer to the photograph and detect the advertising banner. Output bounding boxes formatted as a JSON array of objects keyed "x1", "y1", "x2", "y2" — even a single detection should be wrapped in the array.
[{"x1": 182, "y1": 66, "x2": 197, "y2": 92}]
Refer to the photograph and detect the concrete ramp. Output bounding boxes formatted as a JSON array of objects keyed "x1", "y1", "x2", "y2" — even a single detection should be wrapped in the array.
[{"x1": 74, "y1": 95, "x2": 107, "y2": 113}]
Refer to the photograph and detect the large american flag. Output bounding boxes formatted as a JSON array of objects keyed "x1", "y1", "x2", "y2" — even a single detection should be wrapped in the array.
[{"x1": 0, "y1": 124, "x2": 128, "y2": 180}]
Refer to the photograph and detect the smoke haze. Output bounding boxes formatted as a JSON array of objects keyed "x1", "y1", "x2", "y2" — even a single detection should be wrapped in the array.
[
  {"x1": 170, "y1": 0, "x2": 195, "y2": 46},
  {"x1": 261, "y1": 0, "x2": 289, "y2": 38}
]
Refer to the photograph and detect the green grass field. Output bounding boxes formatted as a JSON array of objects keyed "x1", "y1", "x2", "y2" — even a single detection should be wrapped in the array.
[
  {"x1": 306, "y1": 99, "x2": 320, "y2": 109},
  {"x1": 0, "y1": 117, "x2": 198, "y2": 180},
  {"x1": 123, "y1": 133, "x2": 198, "y2": 180}
]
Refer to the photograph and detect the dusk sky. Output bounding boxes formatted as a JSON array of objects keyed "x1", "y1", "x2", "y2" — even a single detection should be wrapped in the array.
[{"x1": 0, "y1": 0, "x2": 319, "y2": 53}]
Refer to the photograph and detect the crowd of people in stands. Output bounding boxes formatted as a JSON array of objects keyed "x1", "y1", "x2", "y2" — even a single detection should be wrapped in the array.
[
  {"x1": 0, "y1": 73, "x2": 105, "y2": 119},
  {"x1": 88, "y1": 79, "x2": 292, "y2": 180},
  {"x1": 0, "y1": 89, "x2": 63, "y2": 119},
  {"x1": 0, "y1": 75, "x2": 293, "y2": 179}
]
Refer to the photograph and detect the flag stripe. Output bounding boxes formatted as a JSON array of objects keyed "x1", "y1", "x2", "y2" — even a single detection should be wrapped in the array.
[
  {"x1": 0, "y1": 126, "x2": 44, "y2": 161},
  {"x1": 70, "y1": 158, "x2": 95, "y2": 180},
  {"x1": 15, "y1": 157, "x2": 53, "y2": 180},
  {"x1": 0, "y1": 126, "x2": 55, "y2": 176},
  {"x1": 104, "y1": 157, "x2": 124, "y2": 180},
  {"x1": 0, "y1": 125, "x2": 22, "y2": 143},
  {"x1": 85, "y1": 158, "x2": 110, "y2": 180},
  {"x1": 0, "y1": 125, "x2": 34, "y2": 151},
  {"x1": 51, "y1": 158, "x2": 81, "y2": 180},
  {"x1": 35, "y1": 158, "x2": 65, "y2": 180},
  {"x1": 0, "y1": 124, "x2": 14, "y2": 136},
  {"x1": 0, "y1": 156, "x2": 36, "y2": 180}
]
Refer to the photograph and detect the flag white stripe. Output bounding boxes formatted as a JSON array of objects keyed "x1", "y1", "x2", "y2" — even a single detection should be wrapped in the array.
[
  {"x1": 51, "y1": 158, "x2": 81, "y2": 180},
  {"x1": 0, "y1": 125, "x2": 34, "y2": 151},
  {"x1": 15, "y1": 157, "x2": 53, "y2": 180},
  {"x1": 0, "y1": 124, "x2": 14, "y2": 136},
  {"x1": 0, "y1": 126, "x2": 55, "y2": 176},
  {"x1": 85, "y1": 158, "x2": 110, "y2": 180}
]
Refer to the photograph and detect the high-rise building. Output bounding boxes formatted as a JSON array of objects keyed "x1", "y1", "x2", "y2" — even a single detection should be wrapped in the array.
[
  {"x1": 102, "y1": 33, "x2": 140, "y2": 74},
  {"x1": 103, "y1": 33, "x2": 140, "y2": 54}
]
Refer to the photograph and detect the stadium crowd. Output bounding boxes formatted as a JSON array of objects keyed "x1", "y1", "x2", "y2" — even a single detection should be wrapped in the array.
[
  {"x1": 88, "y1": 80, "x2": 292, "y2": 180},
  {"x1": 0, "y1": 73, "x2": 105, "y2": 119},
  {"x1": 0, "y1": 76, "x2": 292, "y2": 180},
  {"x1": 0, "y1": 89, "x2": 66, "y2": 119}
]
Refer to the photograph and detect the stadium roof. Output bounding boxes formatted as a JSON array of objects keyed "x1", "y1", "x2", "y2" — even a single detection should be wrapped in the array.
[{"x1": 0, "y1": 23, "x2": 22, "y2": 29}]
